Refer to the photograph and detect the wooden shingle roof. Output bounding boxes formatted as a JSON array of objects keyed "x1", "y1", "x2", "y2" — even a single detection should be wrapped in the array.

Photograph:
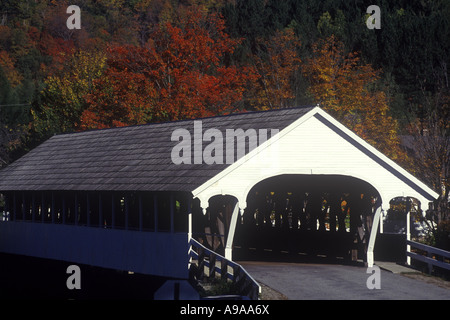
[{"x1": 0, "y1": 106, "x2": 314, "y2": 192}]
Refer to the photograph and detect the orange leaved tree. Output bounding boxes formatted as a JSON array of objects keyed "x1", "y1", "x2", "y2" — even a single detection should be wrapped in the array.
[{"x1": 302, "y1": 36, "x2": 408, "y2": 164}]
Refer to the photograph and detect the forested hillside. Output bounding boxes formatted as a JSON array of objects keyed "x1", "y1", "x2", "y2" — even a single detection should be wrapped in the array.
[{"x1": 0, "y1": 0, "x2": 448, "y2": 223}]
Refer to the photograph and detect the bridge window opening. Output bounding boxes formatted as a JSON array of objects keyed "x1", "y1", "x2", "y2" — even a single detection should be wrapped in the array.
[
  {"x1": 191, "y1": 195, "x2": 236, "y2": 255},
  {"x1": 190, "y1": 197, "x2": 205, "y2": 239},
  {"x1": 52, "y1": 193, "x2": 60, "y2": 224},
  {"x1": 65, "y1": 193, "x2": 76, "y2": 225},
  {"x1": 11, "y1": 192, "x2": 16, "y2": 220},
  {"x1": 113, "y1": 193, "x2": 126, "y2": 229},
  {"x1": 26, "y1": 193, "x2": 32, "y2": 221},
  {"x1": 78, "y1": 193, "x2": 87, "y2": 226},
  {"x1": 37, "y1": 193, "x2": 43, "y2": 222},
  {"x1": 101, "y1": 193, "x2": 113, "y2": 228},
  {"x1": 174, "y1": 192, "x2": 189, "y2": 233},
  {"x1": 9, "y1": 193, "x2": 13, "y2": 221},
  {"x1": 1, "y1": 193, "x2": 9, "y2": 221},
  {"x1": 87, "y1": 192, "x2": 99, "y2": 227},
  {"x1": 156, "y1": 193, "x2": 171, "y2": 232},
  {"x1": 22, "y1": 192, "x2": 32, "y2": 221},
  {"x1": 47, "y1": 193, "x2": 54, "y2": 223},
  {"x1": 141, "y1": 193, "x2": 155, "y2": 231},
  {"x1": 127, "y1": 194, "x2": 135, "y2": 230},
  {"x1": 31, "y1": 193, "x2": 36, "y2": 222}
]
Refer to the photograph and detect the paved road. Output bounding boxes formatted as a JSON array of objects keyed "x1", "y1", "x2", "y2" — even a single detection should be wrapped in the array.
[{"x1": 240, "y1": 261, "x2": 450, "y2": 300}]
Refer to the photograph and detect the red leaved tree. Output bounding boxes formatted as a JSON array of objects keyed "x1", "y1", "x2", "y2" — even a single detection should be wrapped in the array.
[{"x1": 81, "y1": 8, "x2": 258, "y2": 129}]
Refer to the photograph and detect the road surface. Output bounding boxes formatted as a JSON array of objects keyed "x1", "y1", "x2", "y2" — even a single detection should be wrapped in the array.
[{"x1": 240, "y1": 261, "x2": 450, "y2": 300}]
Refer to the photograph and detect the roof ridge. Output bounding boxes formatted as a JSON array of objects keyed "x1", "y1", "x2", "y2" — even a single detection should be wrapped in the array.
[{"x1": 52, "y1": 105, "x2": 316, "y2": 137}]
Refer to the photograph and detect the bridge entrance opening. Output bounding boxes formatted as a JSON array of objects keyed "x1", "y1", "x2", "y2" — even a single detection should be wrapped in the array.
[{"x1": 232, "y1": 174, "x2": 381, "y2": 263}]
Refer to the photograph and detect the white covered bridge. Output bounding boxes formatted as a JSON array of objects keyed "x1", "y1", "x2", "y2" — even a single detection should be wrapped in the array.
[{"x1": 0, "y1": 106, "x2": 439, "y2": 293}]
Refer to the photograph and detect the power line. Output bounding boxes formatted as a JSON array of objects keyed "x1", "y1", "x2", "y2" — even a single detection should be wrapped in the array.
[{"x1": 0, "y1": 103, "x2": 31, "y2": 107}]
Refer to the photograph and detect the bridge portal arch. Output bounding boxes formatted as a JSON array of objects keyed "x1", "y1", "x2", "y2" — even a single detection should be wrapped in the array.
[{"x1": 232, "y1": 174, "x2": 381, "y2": 262}]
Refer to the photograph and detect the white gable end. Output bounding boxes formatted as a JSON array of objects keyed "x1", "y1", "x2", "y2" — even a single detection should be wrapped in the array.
[{"x1": 193, "y1": 107, "x2": 439, "y2": 211}]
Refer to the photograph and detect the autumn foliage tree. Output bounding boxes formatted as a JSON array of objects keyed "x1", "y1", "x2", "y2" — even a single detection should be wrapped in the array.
[
  {"x1": 302, "y1": 36, "x2": 408, "y2": 164},
  {"x1": 251, "y1": 28, "x2": 301, "y2": 110},
  {"x1": 32, "y1": 49, "x2": 107, "y2": 136},
  {"x1": 0, "y1": 51, "x2": 23, "y2": 87},
  {"x1": 81, "y1": 8, "x2": 258, "y2": 129},
  {"x1": 406, "y1": 84, "x2": 449, "y2": 226}
]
